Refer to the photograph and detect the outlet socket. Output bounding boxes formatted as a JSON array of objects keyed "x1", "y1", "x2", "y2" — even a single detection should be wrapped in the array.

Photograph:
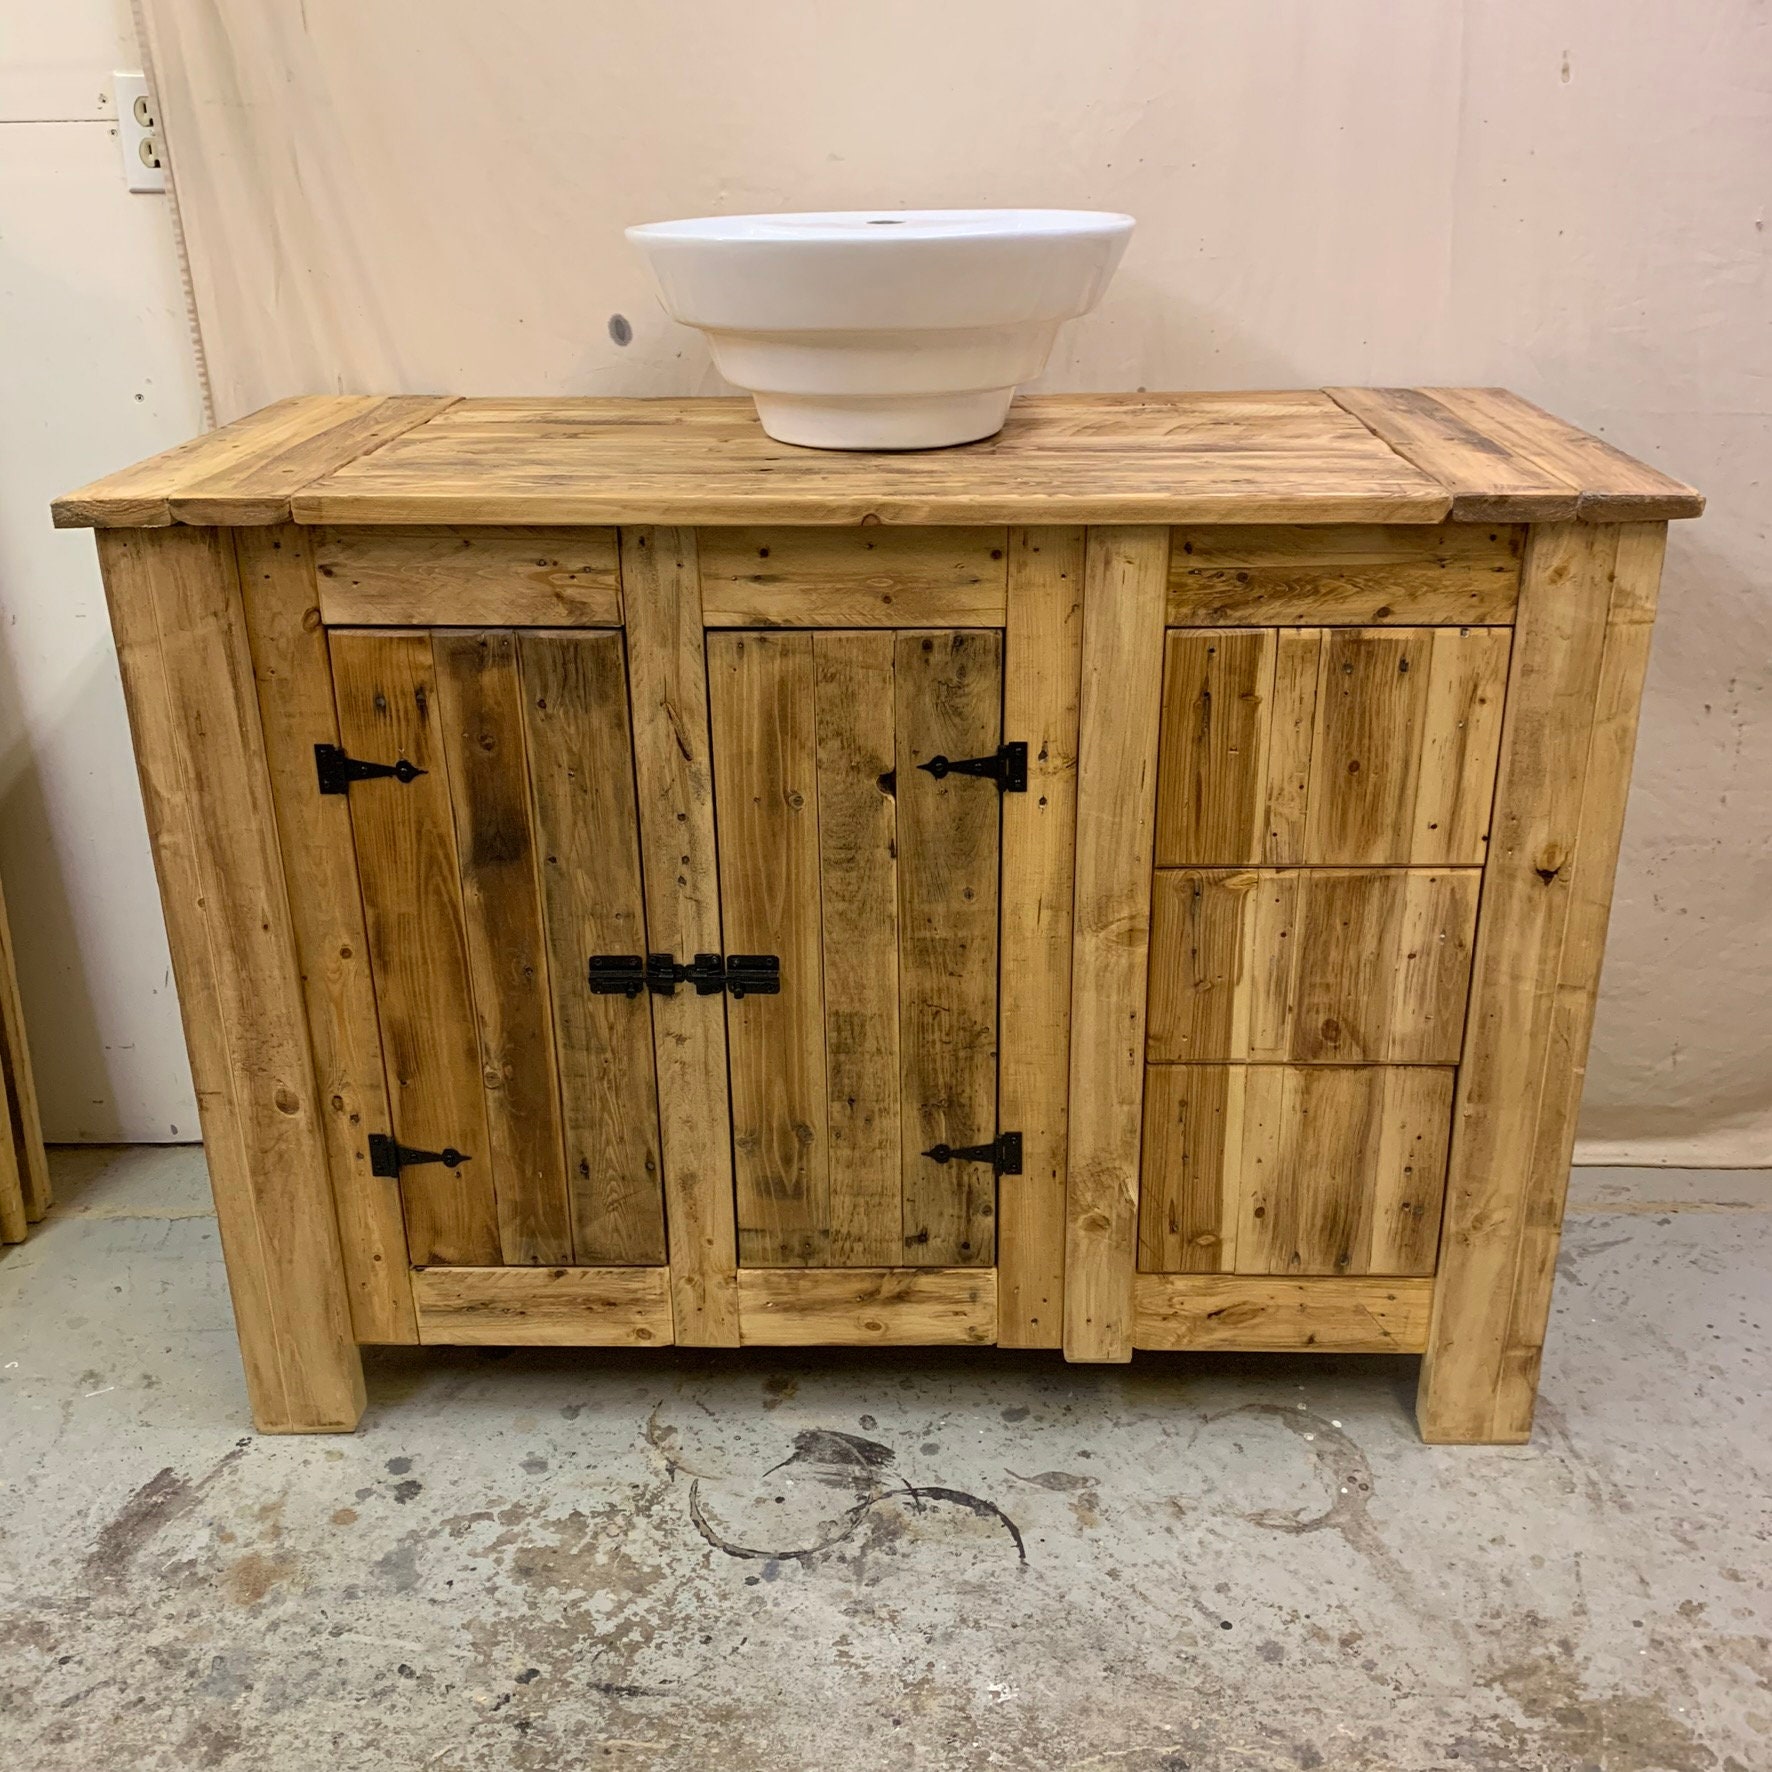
[{"x1": 113, "y1": 73, "x2": 166, "y2": 194}]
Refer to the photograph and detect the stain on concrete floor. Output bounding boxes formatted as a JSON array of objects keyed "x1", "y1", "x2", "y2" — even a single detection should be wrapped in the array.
[{"x1": 0, "y1": 1147, "x2": 1767, "y2": 1770}]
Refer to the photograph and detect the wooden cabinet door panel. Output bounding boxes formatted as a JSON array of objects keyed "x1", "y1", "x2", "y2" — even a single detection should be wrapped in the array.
[
  {"x1": 1155, "y1": 626, "x2": 1509, "y2": 866},
  {"x1": 1139, "y1": 1064, "x2": 1451, "y2": 1277},
  {"x1": 1147, "y1": 867, "x2": 1480, "y2": 1063},
  {"x1": 331, "y1": 626, "x2": 664, "y2": 1268},
  {"x1": 708, "y1": 628, "x2": 1003, "y2": 1269}
]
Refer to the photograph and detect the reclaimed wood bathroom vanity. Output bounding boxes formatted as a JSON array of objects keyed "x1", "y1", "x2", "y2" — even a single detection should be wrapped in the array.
[{"x1": 54, "y1": 389, "x2": 1701, "y2": 1442}]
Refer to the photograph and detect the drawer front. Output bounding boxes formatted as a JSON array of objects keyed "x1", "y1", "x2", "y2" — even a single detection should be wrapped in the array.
[
  {"x1": 1139, "y1": 1064, "x2": 1452, "y2": 1277},
  {"x1": 1155, "y1": 625, "x2": 1510, "y2": 866},
  {"x1": 1147, "y1": 867, "x2": 1479, "y2": 1064}
]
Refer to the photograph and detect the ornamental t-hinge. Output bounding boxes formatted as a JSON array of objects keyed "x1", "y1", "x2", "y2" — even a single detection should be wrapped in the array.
[
  {"x1": 368, "y1": 1133, "x2": 470, "y2": 1179},
  {"x1": 917, "y1": 741, "x2": 1027, "y2": 793},
  {"x1": 315, "y1": 742, "x2": 425, "y2": 796},
  {"x1": 587, "y1": 952, "x2": 782, "y2": 999},
  {"x1": 922, "y1": 1131, "x2": 1023, "y2": 1176}
]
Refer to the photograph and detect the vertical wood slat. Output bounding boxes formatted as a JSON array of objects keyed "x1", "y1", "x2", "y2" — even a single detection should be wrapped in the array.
[
  {"x1": 433, "y1": 633, "x2": 574, "y2": 1264},
  {"x1": 97, "y1": 527, "x2": 363, "y2": 1430},
  {"x1": 895, "y1": 630, "x2": 1002, "y2": 1267},
  {"x1": 1065, "y1": 526, "x2": 1170, "y2": 1360},
  {"x1": 997, "y1": 528, "x2": 1084, "y2": 1344},
  {"x1": 814, "y1": 632, "x2": 903, "y2": 1266},
  {"x1": 1419, "y1": 522, "x2": 1666, "y2": 1443},
  {"x1": 0, "y1": 866, "x2": 51, "y2": 1240},
  {"x1": 329, "y1": 631, "x2": 501, "y2": 1266},
  {"x1": 519, "y1": 632, "x2": 667, "y2": 1265},
  {"x1": 708, "y1": 632, "x2": 831, "y2": 1265},
  {"x1": 621, "y1": 528, "x2": 738, "y2": 1343},
  {"x1": 1138, "y1": 1064, "x2": 1244, "y2": 1274},
  {"x1": 236, "y1": 528, "x2": 414, "y2": 1341}
]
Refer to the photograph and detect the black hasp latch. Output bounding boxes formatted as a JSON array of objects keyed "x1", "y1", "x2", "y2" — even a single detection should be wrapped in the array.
[
  {"x1": 917, "y1": 741, "x2": 1027, "y2": 793},
  {"x1": 587, "y1": 952, "x2": 782, "y2": 999},
  {"x1": 369, "y1": 1133, "x2": 469, "y2": 1179},
  {"x1": 922, "y1": 1131, "x2": 1023, "y2": 1176},
  {"x1": 315, "y1": 743, "x2": 425, "y2": 796}
]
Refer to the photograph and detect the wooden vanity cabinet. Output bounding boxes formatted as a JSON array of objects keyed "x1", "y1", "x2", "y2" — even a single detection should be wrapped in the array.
[{"x1": 54, "y1": 388, "x2": 1701, "y2": 1443}]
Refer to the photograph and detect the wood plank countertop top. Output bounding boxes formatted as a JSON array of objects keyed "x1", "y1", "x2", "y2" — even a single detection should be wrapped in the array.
[{"x1": 52, "y1": 389, "x2": 1703, "y2": 530}]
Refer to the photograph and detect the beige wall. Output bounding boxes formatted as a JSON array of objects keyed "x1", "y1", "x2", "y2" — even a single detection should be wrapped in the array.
[
  {"x1": 107, "y1": 1, "x2": 1772, "y2": 1163},
  {"x1": 0, "y1": 0, "x2": 204, "y2": 1139}
]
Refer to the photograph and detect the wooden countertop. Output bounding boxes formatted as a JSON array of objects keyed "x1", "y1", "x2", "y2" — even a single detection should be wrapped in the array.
[{"x1": 52, "y1": 388, "x2": 1703, "y2": 530}]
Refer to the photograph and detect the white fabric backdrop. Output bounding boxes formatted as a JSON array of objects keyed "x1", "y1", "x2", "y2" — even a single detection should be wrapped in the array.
[{"x1": 140, "y1": 0, "x2": 1772, "y2": 1163}]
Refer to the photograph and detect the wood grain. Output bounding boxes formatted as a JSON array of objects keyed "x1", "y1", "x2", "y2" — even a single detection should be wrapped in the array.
[
  {"x1": 1419, "y1": 522, "x2": 1667, "y2": 1443},
  {"x1": 1064, "y1": 526, "x2": 1170, "y2": 1361},
  {"x1": 814, "y1": 632, "x2": 904, "y2": 1266},
  {"x1": 1327, "y1": 388, "x2": 1580, "y2": 522},
  {"x1": 621, "y1": 528, "x2": 740, "y2": 1342},
  {"x1": 519, "y1": 632, "x2": 667, "y2": 1266},
  {"x1": 1133, "y1": 1273, "x2": 1432, "y2": 1352},
  {"x1": 895, "y1": 630, "x2": 1002, "y2": 1267},
  {"x1": 1146, "y1": 868, "x2": 1480, "y2": 1064},
  {"x1": 996, "y1": 527, "x2": 1084, "y2": 1346},
  {"x1": 736, "y1": 1267, "x2": 995, "y2": 1346},
  {"x1": 98, "y1": 527, "x2": 363, "y2": 1430},
  {"x1": 1167, "y1": 522, "x2": 1522, "y2": 625},
  {"x1": 236, "y1": 526, "x2": 413, "y2": 1341},
  {"x1": 433, "y1": 632, "x2": 574, "y2": 1265},
  {"x1": 316, "y1": 527, "x2": 621, "y2": 626},
  {"x1": 329, "y1": 630, "x2": 500, "y2": 1267},
  {"x1": 0, "y1": 869, "x2": 50, "y2": 1227},
  {"x1": 700, "y1": 527, "x2": 1008, "y2": 626},
  {"x1": 708, "y1": 631, "x2": 832, "y2": 1266},
  {"x1": 413, "y1": 1265, "x2": 672, "y2": 1346}
]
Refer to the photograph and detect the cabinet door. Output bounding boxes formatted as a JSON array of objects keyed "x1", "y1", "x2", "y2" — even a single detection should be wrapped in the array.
[
  {"x1": 707, "y1": 629, "x2": 1003, "y2": 1268},
  {"x1": 330, "y1": 627, "x2": 665, "y2": 1268}
]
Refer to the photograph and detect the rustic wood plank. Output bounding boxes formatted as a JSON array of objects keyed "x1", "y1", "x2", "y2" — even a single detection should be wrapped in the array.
[
  {"x1": 1064, "y1": 526, "x2": 1170, "y2": 1361},
  {"x1": 433, "y1": 632, "x2": 575, "y2": 1266},
  {"x1": 1146, "y1": 868, "x2": 1480, "y2": 1064},
  {"x1": 1133, "y1": 1273, "x2": 1432, "y2": 1352},
  {"x1": 813, "y1": 632, "x2": 903, "y2": 1267},
  {"x1": 315, "y1": 527, "x2": 621, "y2": 626},
  {"x1": 236, "y1": 527, "x2": 413, "y2": 1342},
  {"x1": 707, "y1": 631, "x2": 831, "y2": 1266},
  {"x1": 1418, "y1": 523, "x2": 1664, "y2": 1443},
  {"x1": 0, "y1": 870, "x2": 51, "y2": 1223},
  {"x1": 895, "y1": 630, "x2": 1002, "y2": 1267},
  {"x1": 621, "y1": 528, "x2": 740, "y2": 1343},
  {"x1": 329, "y1": 630, "x2": 501, "y2": 1267},
  {"x1": 736, "y1": 1267, "x2": 996, "y2": 1346},
  {"x1": 1327, "y1": 388, "x2": 1581, "y2": 522},
  {"x1": 285, "y1": 393, "x2": 1454, "y2": 527},
  {"x1": 519, "y1": 633, "x2": 667, "y2": 1266},
  {"x1": 54, "y1": 397, "x2": 454, "y2": 528},
  {"x1": 98, "y1": 527, "x2": 363, "y2": 1430},
  {"x1": 997, "y1": 527, "x2": 1084, "y2": 1346},
  {"x1": 1424, "y1": 390, "x2": 1704, "y2": 522},
  {"x1": 1153, "y1": 630, "x2": 1275, "y2": 867},
  {"x1": 1235, "y1": 1066, "x2": 1452, "y2": 1276},
  {"x1": 699, "y1": 527, "x2": 1008, "y2": 626},
  {"x1": 412, "y1": 1265, "x2": 672, "y2": 1346},
  {"x1": 1410, "y1": 627, "x2": 1513, "y2": 864},
  {"x1": 1167, "y1": 522, "x2": 1522, "y2": 625},
  {"x1": 1138, "y1": 1063, "x2": 1243, "y2": 1273}
]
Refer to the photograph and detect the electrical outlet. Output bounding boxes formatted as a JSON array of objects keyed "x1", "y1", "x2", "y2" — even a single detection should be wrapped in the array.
[{"x1": 113, "y1": 73, "x2": 166, "y2": 193}]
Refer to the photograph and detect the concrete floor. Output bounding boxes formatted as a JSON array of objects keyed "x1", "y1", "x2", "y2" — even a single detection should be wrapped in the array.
[{"x1": 0, "y1": 1148, "x2": 1767, "y2": 1772}]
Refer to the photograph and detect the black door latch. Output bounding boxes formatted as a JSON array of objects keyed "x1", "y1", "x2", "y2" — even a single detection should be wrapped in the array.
[
  {"x1": 369, "y1": 1134, "x2": 469, "y2": 1179},
  {"x1": 588, "y1": 953, "x2": 781, "y2": 999},
  {"x1": 917, "y1": 741, "x2": 1027, "y2": 793},
  {"x1": 315, "y1": 743, "x2": 425, "y2": 796},
  {"x1": 922, "y1": 1131, "x2": 1023, "y2": 1175}
]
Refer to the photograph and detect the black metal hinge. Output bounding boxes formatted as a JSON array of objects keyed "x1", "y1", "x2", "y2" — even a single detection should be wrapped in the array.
[
  {"x1": 917, "y1": 740, "x2": 1026, "y2": 793},
  {"x1": 369, "y1": 1134, "x2": 470, "y2": 1179},
  {"x1": 922, "y1": 1131, "x2": 1023, "y2": 1176},
  {"x1": 587, "y1": 952, "x2": 782, "y2": 999},
  {"x1": 316, "y1": 743, "x2": 425, "y2": 796}
]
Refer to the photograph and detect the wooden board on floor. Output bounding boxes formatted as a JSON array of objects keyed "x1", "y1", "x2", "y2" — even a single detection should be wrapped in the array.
[{"x1": 1133, "y1": 1273, "x2": 1432, "y2": 1351}]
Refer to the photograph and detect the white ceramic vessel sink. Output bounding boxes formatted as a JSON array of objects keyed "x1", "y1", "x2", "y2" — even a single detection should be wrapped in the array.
[{"x1": 626, "y1": 208, "x2": 1134, "y2": 449}]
